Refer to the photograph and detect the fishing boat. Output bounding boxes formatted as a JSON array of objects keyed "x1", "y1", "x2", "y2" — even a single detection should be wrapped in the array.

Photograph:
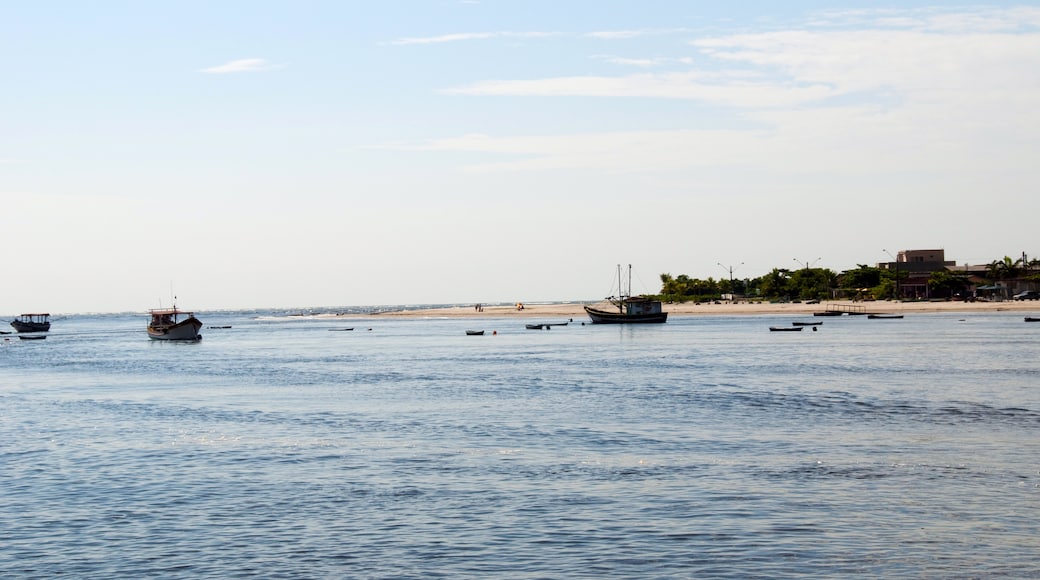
[
  {"x1": 792, "y1": 321, "x2": 823, "y2": 326},
  {"x1": 867, "y1": 314, "x2": 904, "y2": 319},
  {"x1": 769, "y1": 326, "x2": 803, "y2": 332},
  {"x1": 148, "y1": 307, "x2": 203, "y2": 341},
  {"x1": 465, "y1": 330, "x2": 485, "y2": 336},
  {"x1": 584, "y1": 264, "x2": 668, "y2": 324},
  {"x1": 11, "y1": 313, "x2": 51, "y2": 333},
  {"x1": 1025, "y1": 317, "x2": 1040, "y2": 322}
]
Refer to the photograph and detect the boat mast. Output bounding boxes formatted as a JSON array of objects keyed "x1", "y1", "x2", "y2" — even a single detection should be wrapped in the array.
[
  {"x1": 616, "y1": 264, "x2": 623, "y2": 313},
  {"x1": 627, "y1": 264, "x2": 632, "y2": 300}
]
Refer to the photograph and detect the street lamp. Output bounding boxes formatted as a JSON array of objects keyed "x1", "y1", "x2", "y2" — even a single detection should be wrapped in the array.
[
  {"x1": 793, "y1": 258, "x2": 821, "y2": 272},
  {"x1": 883, "y1": 249, "x2": 899, "y2": 300},
  {"x1": 717, "y1": 262, "x2": 743, "y2": 299}
]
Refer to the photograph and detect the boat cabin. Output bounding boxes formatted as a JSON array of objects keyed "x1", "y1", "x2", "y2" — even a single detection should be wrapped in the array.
[{"x1": 624, "y1": 296, "x2": 663, "y2": 316}]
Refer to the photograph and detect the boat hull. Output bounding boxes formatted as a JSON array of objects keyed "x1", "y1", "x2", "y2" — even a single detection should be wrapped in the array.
[
  {"x1": 584, "y1": 306, "x2": 668, "y2": 324},
  {"x1": 148, "y1": 317, "x2": 203, "y2": 341},
  {"x1": 11, "y1": 321, "x2": 50, "y2": 333}
]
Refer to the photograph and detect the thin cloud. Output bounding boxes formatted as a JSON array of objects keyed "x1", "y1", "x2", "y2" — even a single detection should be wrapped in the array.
[
  {"x1": 593, "y1": 55, "x2": 696, "y2": 68},
  {"x1": 388, "y1": 31, "x2": 556, "y2": 45},
  {"x1": 199, "y1": 58, "x2": 280, "y2": 74},
  {"x1": 585, "y1": 28, "x2": 691, "y2": 40},
  {"x1": 443, "y1": 72, "x2": 834, "y2": 108}
]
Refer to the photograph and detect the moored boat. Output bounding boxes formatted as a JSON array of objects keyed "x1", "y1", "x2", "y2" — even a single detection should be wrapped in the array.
[
  {"x1": 584, "y1": 264, "x2": 668, "y2": 324},
  {"x1": 770, "y1": 326, "x2": 803, "y2": 332},
  {"x1": 867, "y1": 314, "x2": 904, "y2": 319},
  {"x1": 465, "y1": 330, "x2": 485, "y2": 335},
  {"x1": 792, "y1": 321, "x2": 823, "y2": 326},
  {"x1": 148, "y1": 307, "x2": 203, "y2": 341},
  {"x1": 1025, "y1": 317, "x2": 1040, "y2": 322},
  {"x1": 11, "y1": 313, "x2": 51, "y2": 333}
]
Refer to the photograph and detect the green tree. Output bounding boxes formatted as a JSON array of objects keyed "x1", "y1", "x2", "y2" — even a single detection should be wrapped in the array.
[
  {"x1": 759, "y1": 268, "x2": 792, "y2": 299},
  {"x1": 927, "y1": 270, "x2": 969, "y2": 298}
]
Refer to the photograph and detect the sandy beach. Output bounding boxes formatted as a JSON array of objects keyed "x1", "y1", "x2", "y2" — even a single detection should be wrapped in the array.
[{"x1": 371, "y1": 299, "x2": 1040, "y2": 319}]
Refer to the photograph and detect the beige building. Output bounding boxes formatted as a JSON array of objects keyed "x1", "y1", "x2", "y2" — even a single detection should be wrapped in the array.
[{"x1": 877, "y1": 249, "x2": 956, "y2": 298}]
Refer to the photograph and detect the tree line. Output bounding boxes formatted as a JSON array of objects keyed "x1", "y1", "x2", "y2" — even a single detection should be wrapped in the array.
[{"x1": 658, "y1": 255, "x2": 1040, "y2": 303}]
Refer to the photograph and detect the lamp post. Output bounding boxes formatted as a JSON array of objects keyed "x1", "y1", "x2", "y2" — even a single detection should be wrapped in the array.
[
  {"x1": 883, "y1": 249, "x2": 899, "y2": 300},
  {"x1": 792, "y1": 258, "x2": 820, "y2": 272},
  {"x1": 717, "y1": 262, "x2": 743, "y2": 299},
  {"x1": 792, "y1": 258, "x2": 821, "y2": 301}
]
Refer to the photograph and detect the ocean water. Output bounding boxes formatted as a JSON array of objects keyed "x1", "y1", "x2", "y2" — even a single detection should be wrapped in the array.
[{"x1": 2, "y1": 309, "x2": 1039, "y2": 578}]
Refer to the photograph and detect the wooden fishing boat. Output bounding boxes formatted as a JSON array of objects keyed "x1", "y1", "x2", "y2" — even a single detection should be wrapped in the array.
[
  {"x1": 584, "y1": 264, "x2": 667, "y2": 324},
  {"x1": 792, "y1": 321, "x2": 823, "y2": 326},
  {"x1": 465, "y1": 330, "x2": 485, "y2": 335},
  {"x1": 11, "y1": 313, "x2": 50, "y2": 333},
  {"x1": 867, "y1": 314, "x2": 904, "y2": 319},
  {"x1": 148, "y1": 307, "x2": 202, "y2": 341},
  {"x1": 770, "y1": 326, "x2": 803, "y2": 332},
  {"x1": 1025, "y1": 317, "x2": 1040, "y2": 322},
  {"x1": 525, "y1": 324, "x2": 546, "y2": 330}
]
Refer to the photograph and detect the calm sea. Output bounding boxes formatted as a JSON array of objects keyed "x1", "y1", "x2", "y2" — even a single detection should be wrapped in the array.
[{"x1": 2, "y1": 308, "x2": 1039, "y2": 578}]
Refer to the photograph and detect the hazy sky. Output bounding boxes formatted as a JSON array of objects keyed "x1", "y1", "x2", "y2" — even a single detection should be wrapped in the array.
[{"x1": 3, "y1": 1, "x2": 1038, "y2": 313}]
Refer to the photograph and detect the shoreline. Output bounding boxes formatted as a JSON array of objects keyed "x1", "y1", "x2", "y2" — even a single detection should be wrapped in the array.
[{"x1": 367, "y1": 300, "x2": 1040, "y2": 319}]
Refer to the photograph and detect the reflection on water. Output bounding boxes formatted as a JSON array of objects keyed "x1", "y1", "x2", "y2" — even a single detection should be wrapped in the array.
[{"x1": 1, "y1": 311, "x2": 1039, "y2": 577}]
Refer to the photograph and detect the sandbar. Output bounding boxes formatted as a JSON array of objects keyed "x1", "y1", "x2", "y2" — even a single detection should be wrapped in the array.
[{"x1": 370, "y1": 300, "x2": 1040, "y2": 319}]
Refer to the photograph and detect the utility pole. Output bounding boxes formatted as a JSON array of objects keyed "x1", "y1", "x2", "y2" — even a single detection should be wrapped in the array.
[{"x1": 883, "y1": 249, "x2": 899, "y2": 300}]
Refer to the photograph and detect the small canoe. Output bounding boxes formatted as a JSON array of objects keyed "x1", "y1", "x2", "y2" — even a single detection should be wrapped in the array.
[
  {"x1": 769, "y1": 326, "x2": 803, "y2": 332},
  {"x1": 465, "y1": 330, "x2": 485, "y2": 336},
  {"x1": 19, "y1": 335, "x2": 47, "y2": 340},
  {"x1": 868, "y1": 314, "x2": 904, "y2": 319},
  {"x1": 1025, "y1": 317, "x2": 1040, "y2": 322},
  {"x1": 792, "y1": 321, "x2": 822, "y2": 326}
]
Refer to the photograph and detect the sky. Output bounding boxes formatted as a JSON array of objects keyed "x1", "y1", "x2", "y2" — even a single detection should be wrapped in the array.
[{"x1": 3, "y1": 1, "x2": 1039, "y2": 313}]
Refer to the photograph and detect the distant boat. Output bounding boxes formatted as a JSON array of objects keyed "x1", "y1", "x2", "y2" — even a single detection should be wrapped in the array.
[
  {"x1": 11, "y1": 313, "x2": 50, "y2": 333},
  {"x1": 584, "y1": 264, "x2": 668, "y2": 324},
  {"x1": 328, "y1": 328, "x2": 355, "y2": 331},
  {"x1": 770, "y1": 326, "x2": 803, "y2": 332},
  {"x1": 18, "y1": 335, "x2": 47, "y2": 340},
  {"x1": 868, "y1": 314, "x2": 904, "y2": 319},
  {"x1": 527, "y1": 322, "x2": 569, "y2": 330},
  {"x1": 148, "y1": 307, "x2": 202, "y2": 341},
  {"x1": 1025, "y1": 317, "x2": 1040, "y2": 322},
  {"x1": 792, "y1": 321, "x2": 822, "y2": 326},
  {"x1": 465, "y1": 330, "x2": 485, "y2": 335}
]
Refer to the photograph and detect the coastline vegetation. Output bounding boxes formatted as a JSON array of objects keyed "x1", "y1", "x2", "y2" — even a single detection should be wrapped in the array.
[{"x1": 657, "y1": 255, "x2": 1040, "y2": 304}]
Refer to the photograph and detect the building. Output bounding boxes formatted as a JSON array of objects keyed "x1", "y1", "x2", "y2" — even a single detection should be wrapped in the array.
[{"x1": 877, "y1": 249, "x2": 956, "y2": 298}]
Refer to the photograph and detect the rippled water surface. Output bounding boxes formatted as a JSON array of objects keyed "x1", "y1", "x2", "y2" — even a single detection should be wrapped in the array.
[{"x1": 2, "y1": 310, "x2": 1039, "y2": 578}]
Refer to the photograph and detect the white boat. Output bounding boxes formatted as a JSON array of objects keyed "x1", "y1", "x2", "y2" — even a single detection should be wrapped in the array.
[{"x1": 148, "y1": 307, "x2": 202, "y2": 341}]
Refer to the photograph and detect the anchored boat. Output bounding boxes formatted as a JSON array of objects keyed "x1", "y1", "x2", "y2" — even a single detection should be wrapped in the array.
[
  {"x1": 148, "y1": 307, "x2": 203, "y2": 341},
  {"x1": 11, "y1": 313, "x2": 51, "y2": 333},
  {"x1": 584, "y1": 264, "x2": 668, "y2": 324}
]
